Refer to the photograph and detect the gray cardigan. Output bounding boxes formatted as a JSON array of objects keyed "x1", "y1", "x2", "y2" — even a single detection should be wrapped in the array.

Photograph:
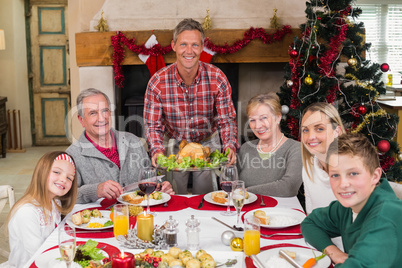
[
  {"x1": 237, "y1": 138, "x2": 302, "y2": 197},
  {"x1": 66, "y1": 129, "x2": 151, "y2": 203}
]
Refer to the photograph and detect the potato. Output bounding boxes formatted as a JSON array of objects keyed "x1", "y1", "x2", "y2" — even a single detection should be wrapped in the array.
[
  {"x1": 186, "y1": 258, "x2": 201, "y2": 268},
  {"x1": 161, "y1": 254, "x2": 175, "y2": 264},
  {"x1": 168, "y1": 247, "x2": 182, "y2": 259},
  {"x1": 91, "y1": 209, "x2": 101, "y2": 218},
  {"x1": 169, "y1": 259, "x2": 183, "y2": 267},
  {"x1": 195, "y1": 250, "x2": 206, "y2": 260},
  {"x1": 202, "y1": 258, "x2": 216, "y2": 268}
]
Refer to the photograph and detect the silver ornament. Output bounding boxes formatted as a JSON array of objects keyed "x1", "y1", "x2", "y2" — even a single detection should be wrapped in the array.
[
  {"x1": 281, "y1": 105, "x2": 290, "y2": 115},
  {"x1": 221, "y1": 230, "x2": 236, "y2": 246},
  {"x1": 286, "y1": 80, "x2": 293, "y2": 87}
]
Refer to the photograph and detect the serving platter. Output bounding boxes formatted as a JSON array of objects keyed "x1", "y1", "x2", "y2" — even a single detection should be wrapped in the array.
[
  {"x1": 244, "y1": 208, "x2": 306, "y2": 229},
  {"x1": 67, "y1": 210, "x2": 113, "y2": 230},
  {"x1": 117, "y1": 192, "x2": 171, "y2": 207},
  {"x1": 204, "y1": 191, "x2": 257, "y2": 206}
]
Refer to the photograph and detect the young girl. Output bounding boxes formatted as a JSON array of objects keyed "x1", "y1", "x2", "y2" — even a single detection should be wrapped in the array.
[
  {"x1": 6, "y1": 151, "x2": 77, "y2": 267},
  {"x1": 300, "y1": 103, "x2": 345, "y2": 214}
]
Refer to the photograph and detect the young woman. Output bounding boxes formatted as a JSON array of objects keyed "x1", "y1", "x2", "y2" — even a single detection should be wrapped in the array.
[
  {"x1": 6, "y1": 151, "x2": 77, "y2": 267},
  {"x1": 300, "y1": 103, "x2": 345, "y2": 214},
  {"x1": 238, "y1": 93, "x2": 302, "y2": 197}
]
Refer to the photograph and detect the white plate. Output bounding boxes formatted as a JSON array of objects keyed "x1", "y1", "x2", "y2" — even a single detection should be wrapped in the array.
[
  {"x1": 117, "y1": 192, "x2": 171, "y2": 207},
  {"x1": 204, "y1": 191, "x2": 257, "y2": 206},
  {"x1": 66, "y1": 210, "x2": 113, "y2": 230},
  {"x1": 257, "y1": 247, "x2": 331, "y2": 268},
  {"x1": 244, "y1": 208, "x2": 306, "y2": 229}
]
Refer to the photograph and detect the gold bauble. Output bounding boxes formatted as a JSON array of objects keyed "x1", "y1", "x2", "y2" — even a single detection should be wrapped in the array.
[
  {"x1": 230, "y1": 237, "x2": 243, "y2": 251},
  {"x1": 347, "y1": 57, "x2": 357, "y2": 67},
  {"x1": 304, "y1": 75, "x2": 313, "y2": 86}
]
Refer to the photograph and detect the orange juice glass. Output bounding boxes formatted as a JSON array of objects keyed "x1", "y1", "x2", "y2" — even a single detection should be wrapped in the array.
[
  {"x1": 113, "y1": 204, "x2": 129, "y2": 238},
  {"x1": 243, "y1": 216, "x2": 260, "y2": 256}
]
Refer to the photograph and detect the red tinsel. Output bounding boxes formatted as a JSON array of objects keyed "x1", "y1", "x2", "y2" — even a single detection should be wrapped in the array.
[
  {"x1": 111, "y1": 26, "x2": 292, "y2": 88},
  {"x1": 326, "y1": 84, "x2": 338, "y2": 103},
  {"x1": 379, "y1": 155, "x2": 395, "y2": 172},
  {"x1": 287, "y1": 116, "x2": 300, "y2": 139}
]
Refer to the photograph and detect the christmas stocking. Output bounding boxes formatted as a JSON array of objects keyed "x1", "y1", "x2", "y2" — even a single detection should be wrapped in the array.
[
  {"x1": 138, "y1": 34, "x2": 166, "y2": 77},
  {"x1": 199, "y1": 46, "x2": 216, "y2": 63}
]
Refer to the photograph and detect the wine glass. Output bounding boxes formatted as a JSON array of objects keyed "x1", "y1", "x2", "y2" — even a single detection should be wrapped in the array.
[
  {"x1": 232, "y1": 180, "x2": 246, "y2": 227},
  {"x1": 58, "y1": 225, "x2": 76, "y2": 268},
  {"x1": 219, "y1": 164, "x2": 238, "y2": 216},
  {"x1": 139, "y1": 167, "x2": 158, "y2": 215}
]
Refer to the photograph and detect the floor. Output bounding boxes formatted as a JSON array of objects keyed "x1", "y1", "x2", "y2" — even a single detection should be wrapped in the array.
[{"x1": 0, "y1": 146, "x2": 67, "y2": 264}]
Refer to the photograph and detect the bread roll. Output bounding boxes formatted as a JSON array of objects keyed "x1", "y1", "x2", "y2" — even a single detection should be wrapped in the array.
[{"x1": 71, "y1": 212, "x2": 82, "y2": 225}]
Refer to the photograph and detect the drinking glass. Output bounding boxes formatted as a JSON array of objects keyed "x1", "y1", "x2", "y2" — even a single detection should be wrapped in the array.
[
  {"x1": 243, "y1": 216, "x2": 261, "y2": 256},
  {"x1": 58, "y1": 225, "x2": 76, "y2": 268},
  {"x1": 220, "y1": 164, "x2": 238, "y2": 216},
  {"x1": 139, "y1": 167, "x2": 158, "y2": 215},
  {"x1": 113, "y1": 204, "x2": 129, "y2": 238},
  {"x1": 231, "y1": 180, "x2": 245, "y2": 226}
]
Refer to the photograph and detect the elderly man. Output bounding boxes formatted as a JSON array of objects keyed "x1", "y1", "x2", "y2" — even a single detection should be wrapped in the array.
[
  {"x1": 67, "y1": 88, "x2": 174, "y2": 203},
  {"x1": 144, "y1": 19, "x2": 239, "y2": 194}
]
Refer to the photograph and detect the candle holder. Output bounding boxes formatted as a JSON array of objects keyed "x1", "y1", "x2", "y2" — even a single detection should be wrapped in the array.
[
  {"x1": 137, "y1": 212, "x2": 154, "y2": 242},
  {"x1": 111, "y1": 251, "x2": 134, "y2": 268}
]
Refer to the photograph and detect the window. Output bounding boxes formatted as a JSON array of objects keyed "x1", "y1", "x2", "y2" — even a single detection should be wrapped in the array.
[{"x1": 355, "y1": 4, "x2": 402, "y2": 82}]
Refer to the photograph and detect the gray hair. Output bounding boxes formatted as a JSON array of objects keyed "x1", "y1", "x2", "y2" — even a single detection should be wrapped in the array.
[
  {"x1": 173, "y1": 18, "x2": 205, "y2": 45},
  {"x1": 76, "y1": 88, "x2": 111, "y2": 118}
]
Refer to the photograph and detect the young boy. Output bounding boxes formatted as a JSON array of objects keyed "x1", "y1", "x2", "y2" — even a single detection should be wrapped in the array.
[{"x1": 301, "y1": 133, "x2": 402, "y2": 267}]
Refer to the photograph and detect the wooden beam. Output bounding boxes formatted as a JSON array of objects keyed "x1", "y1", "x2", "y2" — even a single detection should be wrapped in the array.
[{"x1": 75, "y1": 29, "x2": 301, "y2": 67}]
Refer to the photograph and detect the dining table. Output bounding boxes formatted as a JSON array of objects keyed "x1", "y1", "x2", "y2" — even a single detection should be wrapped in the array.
[{"x1": 25, "y1": 194, "x2": 330, "y2": 268}]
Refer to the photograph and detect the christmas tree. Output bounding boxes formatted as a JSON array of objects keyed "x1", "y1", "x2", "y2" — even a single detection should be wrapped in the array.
[{"x1": 277, "y1": 0, "x2": 402, "y2": 181}]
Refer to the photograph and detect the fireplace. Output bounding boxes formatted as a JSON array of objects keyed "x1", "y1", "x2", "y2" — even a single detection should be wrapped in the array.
[{"x1": 115, "y1": 63, "x2": 239, "y2": 138}]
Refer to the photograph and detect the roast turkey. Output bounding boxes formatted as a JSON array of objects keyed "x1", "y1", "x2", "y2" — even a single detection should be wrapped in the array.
[{"x1": 176, "y1": 140, "x2": 211, "y2": 163}]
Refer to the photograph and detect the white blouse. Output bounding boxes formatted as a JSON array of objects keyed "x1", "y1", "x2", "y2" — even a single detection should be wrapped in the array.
[{"x1": 8, "y1": 200, "x2": 61, "y2": 268}]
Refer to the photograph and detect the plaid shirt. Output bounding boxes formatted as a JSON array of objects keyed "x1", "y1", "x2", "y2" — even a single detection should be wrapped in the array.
[{"x1": 144, "y1": 62, "x2": 239, "y2": 156}]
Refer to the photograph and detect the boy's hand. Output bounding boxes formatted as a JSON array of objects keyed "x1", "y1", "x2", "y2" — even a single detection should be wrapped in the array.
[{"x1": 324, "y1": 245, "x2": 348, "y2": 264}]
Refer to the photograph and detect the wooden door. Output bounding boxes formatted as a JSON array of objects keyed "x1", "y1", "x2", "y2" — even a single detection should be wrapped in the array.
[{"x1": 29, "y1": 1, "x2": 70, "y2": 145}]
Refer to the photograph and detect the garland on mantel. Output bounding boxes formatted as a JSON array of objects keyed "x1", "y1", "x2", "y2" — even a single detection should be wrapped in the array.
[{"x1": 111, "y1": 25, "x2": 292, "y2": 88}]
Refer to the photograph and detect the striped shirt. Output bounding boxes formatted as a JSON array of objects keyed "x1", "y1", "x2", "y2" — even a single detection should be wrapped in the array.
[{"x1": 144, "y1": 62, "x2": 239, "y2": 156}]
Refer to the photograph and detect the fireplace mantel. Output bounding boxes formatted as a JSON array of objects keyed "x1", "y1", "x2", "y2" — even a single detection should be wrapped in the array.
[{"x1": 75, "y1": 29, "x2": 301, "y2": 67}]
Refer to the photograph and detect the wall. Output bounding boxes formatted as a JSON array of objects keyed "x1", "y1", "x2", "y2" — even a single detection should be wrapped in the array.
[
  {"x1": 0, "y1": 0, "x2": 31, "y2": 147},
  {"x1": 68, "y1": 0, "x2": 306, "y2": 141}
]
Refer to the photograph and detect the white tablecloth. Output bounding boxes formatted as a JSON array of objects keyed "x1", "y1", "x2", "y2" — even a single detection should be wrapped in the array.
[{"x1": 25, "y1": 196, "x2": 309, "y2": 268}]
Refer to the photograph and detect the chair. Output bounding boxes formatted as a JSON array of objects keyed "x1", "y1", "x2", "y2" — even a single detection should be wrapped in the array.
[
  {"x1": 0, "y1": 185, "x2": 15, "y2": 259},
  {"x1": 390, "y1": 181, "x2": 402, "y2": 199}
]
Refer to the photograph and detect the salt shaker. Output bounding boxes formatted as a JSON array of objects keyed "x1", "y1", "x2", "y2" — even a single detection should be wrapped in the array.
[
  {"x1": 185, "y1": 215, "x2": 200, "y2": 250},
  {"x1": 163, "y1": 215, "x2": 179, "y2": 247}
]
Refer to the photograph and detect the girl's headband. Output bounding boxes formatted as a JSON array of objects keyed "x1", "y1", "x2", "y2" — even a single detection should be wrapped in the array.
[{"x1": 54, "y1": 153, "x2": 76, "y2": 171}]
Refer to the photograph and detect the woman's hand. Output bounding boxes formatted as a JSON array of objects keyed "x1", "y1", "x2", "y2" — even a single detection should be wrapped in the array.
[{"x1": 160, "y1": 181, "x2": 175, "y2": 195}]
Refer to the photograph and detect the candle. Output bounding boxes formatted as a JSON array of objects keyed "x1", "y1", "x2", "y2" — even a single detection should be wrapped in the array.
[
  {"x1": 137, "y1": 212, "x2": 154, "y2": 242},
  {"x1": 111, "y1": 251, "x2": 134, "y2": 268}
]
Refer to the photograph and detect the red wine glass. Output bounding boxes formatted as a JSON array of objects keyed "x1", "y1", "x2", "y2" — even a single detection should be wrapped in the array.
[
  {"x1": 139, "y1": 167, "x2": 157, "y2": 215},
  {"x1": 219, "y1": 164, "x2": 237, "y2": 216}
]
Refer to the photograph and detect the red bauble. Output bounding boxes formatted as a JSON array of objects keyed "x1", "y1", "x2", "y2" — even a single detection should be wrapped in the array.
[
  {"x1": 357, "y1": 105, "x2": 367, "y2": 115},
  {"x1": 290, "y1": 49, "x2": 298, "y2": 58},
  {"x1": 380, "y1": 63, "x2": 390, "y2": 72},
  {"x1": 377, "y1": 140, "x2": 391, "y2": 153}
]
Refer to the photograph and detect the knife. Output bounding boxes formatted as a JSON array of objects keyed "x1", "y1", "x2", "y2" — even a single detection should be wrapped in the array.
[
  {"x1": 250, "y1": 254, "x2": 266, "y2": 268},
  {"x1": 212, "y1": 217, "x2": 239, "y2": 231},
  {"x1": 279, "y1": 249, "x2": 303, "y2": 268},
  {"x1": 197, "y1": 197, "x2": 205, "y2": 208},
  {"x1": 122, "y1": 175, "x2": 164, "y2": 193}
]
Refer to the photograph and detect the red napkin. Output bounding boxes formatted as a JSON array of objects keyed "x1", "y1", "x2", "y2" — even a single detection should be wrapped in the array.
[
  {"x1": 100, "y1": 198, "x2": 117, "y2": 209},
  {"x1": 186, "y1": 195, "x2": 278, "y2": 210},
  {"x1": 245, "y1": 256, "x2": 257, "y2": 268},
  {"x1": 149, "y1": 195, "x2": 188, "y2": 212}
]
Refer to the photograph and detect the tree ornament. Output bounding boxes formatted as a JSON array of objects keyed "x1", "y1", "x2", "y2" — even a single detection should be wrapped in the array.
[
  {"x1": 377, "y1": 140, "x2": 390, "y2": 153},
  {"x1": 94, "y1": 11, "x2": 109, "y2": 32},
  {"x1": 270, "y1": 8, "x2": 280, "y2": 29},
  {"x1": 347, "y1": 56, "x2": 357, "y2": 67},
  {"x1": 221, "y1": 231, "x2": 235, "y2": 246},
  {"x1": 202, "y1": 9, "x2": 212, "y2": 30},
  {"x1": 230, "y1": 237, "x2": 243, "y2": 251},
  {"x1": 286, "y1": 80, "x2": 293, "y2": 87},
  {"x1": 398, "y1": 153, "x2": 402, "y2": 161},
  {"x1": 290, "y1": 49, "x2": 298, "y2": 58},
  {"x1": 380, "y1": 63, "x2": 390, "y2": 72},
  {"x1": 304, "y1": 75, "x2": 313, "y2": 85},
  {"x1": 357, "y1": 105, "x2": 367, "y2": 115},
  {"x1": 281, "y1": 105, "x2": 290, "y2": 115}
]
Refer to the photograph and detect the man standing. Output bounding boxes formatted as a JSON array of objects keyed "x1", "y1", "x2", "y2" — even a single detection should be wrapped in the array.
[
  {"x1": 67, "y1": 88, "x2": 174, "y2": 203},
  {"x1": 144, "y1": 19, "x2": 239, "y2": 194}
]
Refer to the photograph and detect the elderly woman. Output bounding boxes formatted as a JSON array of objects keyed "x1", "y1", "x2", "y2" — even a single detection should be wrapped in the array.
[{"x1": 237, "y1": 93, "x2": 302, "y2": 197}]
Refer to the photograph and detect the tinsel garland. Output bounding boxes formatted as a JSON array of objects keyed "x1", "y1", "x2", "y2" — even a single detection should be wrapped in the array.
[
  {"x1": 379, "y1": 155, "x2": 395, "y2": 172},
  {"x1": 111, "y1": 26, "x2": 292, "y2": 88},
  {"x1": 345, "y1": 73, "x2": 379, "y2": 98},
  {"x1": 350, "y1": 109, "x2": 387, "y2": 133}
]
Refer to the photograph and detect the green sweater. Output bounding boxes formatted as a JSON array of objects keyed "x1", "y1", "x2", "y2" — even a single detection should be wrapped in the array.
[{"x1": 301, "y1": 178, "x2": 402, "y2": 267}]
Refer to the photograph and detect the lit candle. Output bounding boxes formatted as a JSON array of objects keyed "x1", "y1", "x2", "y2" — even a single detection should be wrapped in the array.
[
  {"x1": 111, "y1": 251, "x2": 134, "y2": 268},
  {"x1": 137, "y1": 212, "x2": 154, "y2": 242}
]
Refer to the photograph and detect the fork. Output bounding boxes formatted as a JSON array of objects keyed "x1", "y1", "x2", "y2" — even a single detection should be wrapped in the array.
[
  {"x1": 261, "y1": 232, "x2": 302, "y2": 238},
  {"x1": 260, "y1": 195, "x2": 266, "y2": 206}
]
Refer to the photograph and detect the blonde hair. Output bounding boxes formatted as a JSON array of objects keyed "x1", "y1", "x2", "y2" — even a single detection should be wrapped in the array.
[
  {"x1": 6, "y1": 151, "x2": 77, "y2": 230},
  {"x1": 300, "y1": 103, "x2": 346, "y2": 181},
  {"x1": 246, "y1": 92, "x2": 282, "y2": 117}
]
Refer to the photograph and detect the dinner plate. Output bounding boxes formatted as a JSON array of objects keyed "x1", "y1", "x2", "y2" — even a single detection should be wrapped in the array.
[
  {"x1": 117, "y1": 192, "x2": 171, "y2": 207},
  {"x1": 244, "y1": 208, "x2": 306, "y2": 229},
  {"x1": 32, "y1": 241, "x2": 120, "y2": 268},
  {"x1": 204, "y1": 191, "x2": 257, "y2": 206},
  {"x1": 257, "y1": 246, "x2": 331, "y2": 268},
  {"x1": 66, "y1": 210, "x2": 113, "y2": 230}
]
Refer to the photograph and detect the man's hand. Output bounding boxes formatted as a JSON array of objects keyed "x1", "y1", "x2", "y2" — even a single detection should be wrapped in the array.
[
  {"x1": 324, "y1": 245, "x2": 348, "y2": 264},
  {"x1": 151, "y1": 152, "x2": 164, "y2": 167},
  {"x1": 160, "y1": 181, "x2": 175, "y2": 195},
  {"x1": 97, "y1": 180, "x2": 123, "y2": 200},
  {"x1": 226, "y1": 148, "x2": 237, "y2": 165}
]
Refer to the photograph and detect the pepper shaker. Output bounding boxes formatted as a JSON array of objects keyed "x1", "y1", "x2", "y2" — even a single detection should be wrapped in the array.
[{"x1": 185, "y1": 215, "x2": 200, "y2": 250}]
